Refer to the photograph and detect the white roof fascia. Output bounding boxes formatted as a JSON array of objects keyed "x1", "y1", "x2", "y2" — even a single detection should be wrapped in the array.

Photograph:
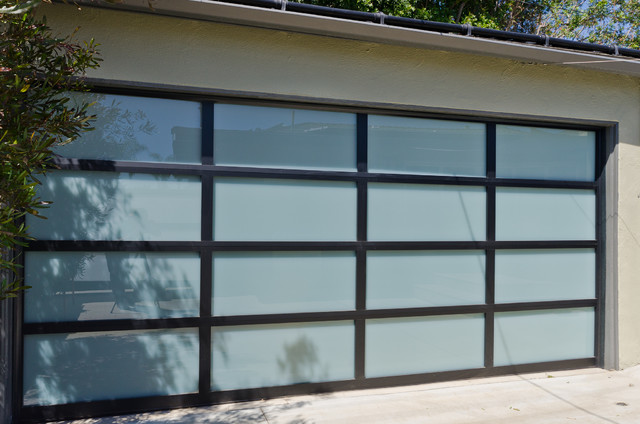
[{"x1": 74, "y1": 0, "x2": 640, "y2": 77}]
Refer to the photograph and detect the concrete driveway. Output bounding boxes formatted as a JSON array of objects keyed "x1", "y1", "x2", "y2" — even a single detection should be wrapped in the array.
[{"x1": 57, "y1": 366, "x2": 640, "y2": 424}]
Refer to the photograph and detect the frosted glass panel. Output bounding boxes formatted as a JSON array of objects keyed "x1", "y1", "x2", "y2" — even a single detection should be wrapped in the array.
[
  {"x1": 368, "y1": 183, "x2": 485, "y2": 241},
  {"x1": 214, "y1": 104, "x2": 356, "y2": 171},
  {"x1": 495, "y1": 249, "x2": 595, "y2": 303},
  {"x1": 23, "y1": 329, "x2": 199, "y2": 405},
  {"x1": 54, "y1": 93, "x2": 201, "y2": 163},
  {"x1": 214, "y1": 178, "x2": 357, "y2": 241},
  {"x1": 369, "y1": 115, "x2": 485, "y2": 176},
  {"x1": 211, "y1": 322, "x2": 354, "y2": 390},
  {"x1": 367, "y1": 251, "x2": 485, "y2": 309},
  {"x1": 496, "y1": 187, "x2": 595, "y2": 241},
  {"x1": 213, "y1": 252, "x2": 355, "y2": 315},
  {"x1": 496, "y1": 125, "x2": 595, "y2": 181},
  {"x1": 27, "y1": 171, "x2": 201, "y2": 241},
  {"x1": 366, "y1": 315, "x2": 484, "y2": 377},
  {"x1": 24, "y1": 252, "x2": 200, "y2": 322},
  {"x1": 494, "y1": 308, "x2": 594, "y2": 366}
]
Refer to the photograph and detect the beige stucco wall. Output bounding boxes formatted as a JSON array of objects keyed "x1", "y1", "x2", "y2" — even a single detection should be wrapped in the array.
[{"x1": 42, "y1": 4, "x2": 640, "y2": 368}]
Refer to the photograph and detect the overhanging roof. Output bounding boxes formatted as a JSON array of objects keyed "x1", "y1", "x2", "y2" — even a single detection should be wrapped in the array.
[{"x1": 74, "y1": 0, "x2": 640, "y2": 77}]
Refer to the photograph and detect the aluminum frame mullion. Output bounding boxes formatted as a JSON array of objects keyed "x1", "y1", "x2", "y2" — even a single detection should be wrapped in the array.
[
  {"x1": 202, "y1": 102, "x2": 214, "y2": 166},
  {"x1": 13, "y1": 253, "x2": 25, "y2": 423},
  {"x1": 198, "y1": 251, "x2": 212, "y2": 393},
  {"x1": 355, "y1": 113, "x2": 368, "y2": 380},
  {"x1": 21, "y1": 297, "x2": 598, "y2": 335},
  {"x1": 485, "y1": 123, "x2": 497, "y2": 368},
  {"x1": 49, "y1": 158, "x2": 598, "y2": 190},
  {"x1": 26, "y1": 240, "x2": 599, "y2": 252},
  {"x1": 595, "y1": 128, "x2": 607, "y2": 366},
  {"x1": 199, "y1": 103, "x2": 215, "y2": 394}
]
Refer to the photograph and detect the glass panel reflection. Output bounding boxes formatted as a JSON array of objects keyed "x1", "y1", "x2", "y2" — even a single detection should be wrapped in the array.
[
  {"x1": 366, "y1": 315, "x2": 484, "y2": 377},
  {"x1": 54, "y1": 93, "x2": 201, "y2": 163},
  {"x1": 24, "y1": 252, "x2": 200, "y2": 322},
  {"x1": 494, "y1": 308, "x2": 595, "y2": 366},
  {"x1": 496, "y1": 125, "x2": 595, "y2": 181},
  {"x1": 368, "y1": 115, "x2": 485, "y2": 176},
  {"x1": 23, "y1": 329, "x2": 199, "y2": 405},
  {"x1": 367, "y1": 251, "x2": 485, "y2": 309},
  {"x1": 211, "y1": 322, "x2": 354, "y2": 390},
  {"x1": 26, "y1": 171, "x2": 201, "y2": 241},
  {"x1": 368, "y1": 183, "x2": 485, "y2": 241},
  {"x1": 214, "y1": 104, "x2": 356, "y2": 171},
  {"x1": 213, "y1": 251, "x2": 355, "y2": 315},
  {"x1": 214, "y1": 178, "x2": 357, "y2": 241},
  {"x1": 495, "y1": 249, "x2": 595, "y2": 303},
  {"x1": 496, "y1": 187, "x2": 595, "y2": 241}
]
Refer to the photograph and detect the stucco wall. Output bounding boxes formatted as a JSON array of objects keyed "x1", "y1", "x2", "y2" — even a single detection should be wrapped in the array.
[{"x1": 41, "y1": 4, "x2": 640, "y2": 368}]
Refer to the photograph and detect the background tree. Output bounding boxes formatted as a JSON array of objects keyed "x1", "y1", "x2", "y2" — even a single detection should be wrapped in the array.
[
  {"x1": 540, "y1": 0, "x2": 640, "y2": 49},
  {"x1": 300, "y1": 0, "x2": 640, "y2": 48},
  {"x1": 302, "y1": 0, "x2": 553, "y2": 31},
  {"x1": 0, "y1": 0, "x2": 100, "y2": 300}
]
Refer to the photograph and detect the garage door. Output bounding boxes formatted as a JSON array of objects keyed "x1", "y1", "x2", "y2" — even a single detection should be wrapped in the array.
[{"x1": 20, "y1": 91, "x2": 602, "y2": 421}]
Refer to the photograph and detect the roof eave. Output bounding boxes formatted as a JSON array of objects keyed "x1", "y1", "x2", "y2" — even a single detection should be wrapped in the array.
[{"x1": 72, "y1": 0, "x2": 640, "y2": 78}]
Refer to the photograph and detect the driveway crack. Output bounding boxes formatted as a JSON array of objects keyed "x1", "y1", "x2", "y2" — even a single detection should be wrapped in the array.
[{"x1": 260, "y1": 406, "x2": 271, "y2": 424}]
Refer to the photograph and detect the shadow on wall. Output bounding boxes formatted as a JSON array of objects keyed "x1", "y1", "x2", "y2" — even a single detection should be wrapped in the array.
[
  {"x1": 23, "y1": 328, "x2": 200, "y2": 406},
  {"x1": 22, "y1": 94, "x2": 204, "y2": 406},
  {"x1": 25, "y1": 251, "x2": 200, "y2": 323},
  {"x1": 22, "y1": 174, "x2": 203, "y2": 404},
  {"x1": 25, "y1": 92, "x2": 203, "y2": 323},
  {"x1": 277, "y1": 335, "x2": 328, "y2": 383}
]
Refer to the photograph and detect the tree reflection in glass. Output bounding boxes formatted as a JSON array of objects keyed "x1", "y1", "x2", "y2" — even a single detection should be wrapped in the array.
[
  {"x1": 25, "y1": 252, "x2": 200, "y2": 322},
  {"x1": 53, "y1": 92, "x2": 201, "y2": 163},
  {"x1": 211, "y1": 322, "x2": 354, "y2": 391},
  {"x1": 23, "y1": 329, "x2": 199, "y2": 405}
]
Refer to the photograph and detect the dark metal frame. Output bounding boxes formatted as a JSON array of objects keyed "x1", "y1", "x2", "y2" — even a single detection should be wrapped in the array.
[{"x1": 16, "y1": 87, "x2": 605, "y2": 423}]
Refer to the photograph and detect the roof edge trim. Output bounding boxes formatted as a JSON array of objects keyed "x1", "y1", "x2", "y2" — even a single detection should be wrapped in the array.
[{"x1": 68, "y1": 0, "x2": 640, "y2": 77}]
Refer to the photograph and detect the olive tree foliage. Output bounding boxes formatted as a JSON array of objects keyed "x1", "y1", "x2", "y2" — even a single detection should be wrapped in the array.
[
  {"x1": 301, "y1": 0, "x2": 640, "y2": 48},
  {"x1": 301, "y1": 1, "x2": 552, "y2": 31},
  {"x1": 540, "y1": 0, "x2": 640, "y2": 49},
  {"x1": 0, "y1": 0, "x2": 100, "y2": 300}
]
